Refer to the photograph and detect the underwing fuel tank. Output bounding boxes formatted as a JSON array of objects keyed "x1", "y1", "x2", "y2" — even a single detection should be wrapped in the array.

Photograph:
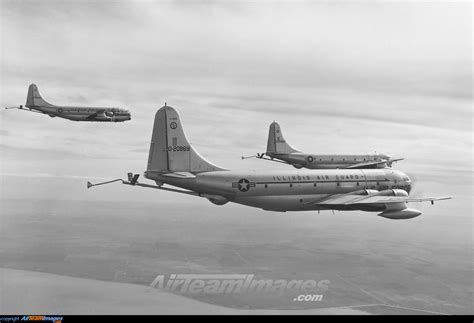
[{"x1": 378, "y1": 208, "x2": 422, "y2": 220}]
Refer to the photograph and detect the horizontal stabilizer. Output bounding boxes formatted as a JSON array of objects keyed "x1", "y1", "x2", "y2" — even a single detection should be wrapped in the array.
[{"x1": 161, "y1": 172, "x2": 196, "y2": 179}]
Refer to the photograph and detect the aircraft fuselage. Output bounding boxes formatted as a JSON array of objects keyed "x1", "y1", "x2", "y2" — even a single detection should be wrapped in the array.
[
  {"x1": 267, "y1": 152, "x2": 391, "y2": 169},
  {"x1": 26, "y1": 105, "x2": 131, "y2": 122},
  {"x1": 145, "y1": 168, "x2": 411, "y2": 212}
]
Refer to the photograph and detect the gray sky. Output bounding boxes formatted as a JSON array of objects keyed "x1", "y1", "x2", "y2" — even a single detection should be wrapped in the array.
[{"x1": 0, "y1": 0, "x2": 471, "y2": 211}]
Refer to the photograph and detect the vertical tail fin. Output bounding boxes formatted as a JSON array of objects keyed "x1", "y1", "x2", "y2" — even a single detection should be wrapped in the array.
[
  {"x1": 146, "y1": 105, "x2": 226, "y2": 174},
  {"x1": 266, "y1": 121, "x2": 299, "y2": 155},
  {"x1": 25, "y1": 84, "x2": 54, "y2": 107}
]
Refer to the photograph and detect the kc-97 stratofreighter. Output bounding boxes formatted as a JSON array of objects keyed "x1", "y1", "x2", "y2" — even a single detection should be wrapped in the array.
[
  {"x1": 5, "y1": 84, "x2": 131, "y2": 122},
  {"x1": 88, "y1": 105, "x2": 451, "y2": 220},
  {"x1": 242, "y1": 122, "x2": 403, "y2": 169}
]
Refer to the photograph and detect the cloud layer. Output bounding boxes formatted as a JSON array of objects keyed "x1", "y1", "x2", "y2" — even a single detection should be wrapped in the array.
[{"x1": 0, "y1": 1, "x2": 471, "y2": 207}]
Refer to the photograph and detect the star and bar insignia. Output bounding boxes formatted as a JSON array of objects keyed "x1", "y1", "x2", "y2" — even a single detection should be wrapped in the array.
[{"x1": 232, "y1": 178, "x2": 255, "y2": 192}]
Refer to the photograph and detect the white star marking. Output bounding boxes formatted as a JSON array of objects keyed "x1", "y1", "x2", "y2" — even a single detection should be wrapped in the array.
[{"x1": 239, "y1": 181, "x2": 249, "y2": 191}]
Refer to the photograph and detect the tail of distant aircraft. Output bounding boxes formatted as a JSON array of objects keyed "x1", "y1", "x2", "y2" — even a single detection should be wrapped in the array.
[
  {"x1": 266, "y1": 121, "x2": 299, "y2": 155},
  {"x1": 146, "y1": 105, "x2": 226, "y2": 174},
  {"x1": 25, "y1": 84, "x2": 55, "y2": 108}
]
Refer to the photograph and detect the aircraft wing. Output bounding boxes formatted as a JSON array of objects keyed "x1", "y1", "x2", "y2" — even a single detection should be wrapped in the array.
[
  {"x1": 348, "y1": 195, "x2": 452, "y2": 205},
  {"x1": 345, "y1": 160, "x2": 389, "y2": 169},
  {"x1": 305, "y1": 193, "x2": 452, "y2": 206},
  {"x1": 345, "y1": 158, "x2": 404, "y2": 169},
  {"x1": 86, "y1": 110, "x2": 105, "y2": 120}
]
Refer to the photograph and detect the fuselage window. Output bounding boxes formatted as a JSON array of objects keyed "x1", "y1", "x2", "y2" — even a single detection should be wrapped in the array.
[
  {"x1": 290, "y1": 183, "x2": 293, "y2": 188},
  {"x1": 357, "y1": 182, "x2": 359, "y2": 186},
  {"x1": 313, "y1": 183, "x2": 317, "y2": 187},
  {"x1": 264, "y1": 184, "x2": 268, "y2": 188}
]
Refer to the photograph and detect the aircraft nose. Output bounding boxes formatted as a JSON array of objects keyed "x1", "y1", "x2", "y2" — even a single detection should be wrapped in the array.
[{"x1": 405, "y1": 175, "x2": 412, "y2": 193}]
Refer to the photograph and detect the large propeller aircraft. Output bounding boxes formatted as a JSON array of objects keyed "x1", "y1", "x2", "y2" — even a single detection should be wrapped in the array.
[
  {"x1": 5, "y1": 84, "x2": 131, "y2": 122},
  {"x1": 242, "y1": 121, "x2": 403, "y2": 169},
  {"x1": 87, "y1": 105, "x2": 451, "y2": 220}
]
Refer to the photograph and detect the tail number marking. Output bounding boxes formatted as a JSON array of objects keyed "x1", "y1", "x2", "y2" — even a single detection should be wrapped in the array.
[{"x1": 167, "y1": 145, "x2": 190, "y2": 152}]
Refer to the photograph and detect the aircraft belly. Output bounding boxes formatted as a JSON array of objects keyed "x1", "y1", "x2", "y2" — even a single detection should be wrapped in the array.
[
  {"x1": 233, "y1": 195, "x2": 325, "y2": 212},
  {"x1": 63, "y1": 115, "x2": 85, "y2": 121},
  {"x1": 306, "y1": 164, "x2": 346, "y2": 169},
  {"x1": 155, "y1": 175, "x2": 235, "y2": 198}
]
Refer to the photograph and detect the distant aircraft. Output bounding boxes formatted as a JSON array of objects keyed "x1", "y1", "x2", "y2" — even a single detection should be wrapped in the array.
[
  {"x1": 5, "y1": 84, "x2": 131, "y2": 122},
  {"x1": 242, "y1": 122, "x2": 403, "y2": 169},
  {"x1": 88, "y1": 105, "x2": 451, "y2": 220}
]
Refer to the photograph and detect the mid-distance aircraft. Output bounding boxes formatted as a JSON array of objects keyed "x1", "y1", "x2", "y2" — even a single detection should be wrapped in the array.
[
  {"x1": 5, "y1": 84, "x2": 131, "y2": 122},
  {"x1": 242, "y1": 122, "x2": 403, "y2": 169},
  {"x1": 88, "y1": 105, "x2": 451, "y2": 220}
]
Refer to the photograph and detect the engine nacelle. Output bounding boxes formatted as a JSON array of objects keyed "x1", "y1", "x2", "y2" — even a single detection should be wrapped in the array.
[
  {"x1": 378, "y1": 208, "x2": 421, "y2": 220},
  {"x1": 105, "y1": 111, "x2": 115, "y2": 117},
  {"x1": 351, "y1": 189, "x2": 379, "y2": 196},
  {"x1": 374, "y1": 189, "x2": 409, "y2": 197},
  {"x1": 292, "y1": 164, "x2": 303, "y2": 169}
]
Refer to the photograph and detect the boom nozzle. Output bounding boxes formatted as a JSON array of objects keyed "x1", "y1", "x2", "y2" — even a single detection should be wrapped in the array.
[
  {"x1": 241, "y1": 153, "x2": 266, "y2": 160},
  {"x1": 86, "y1": 178, "x2": 124, "y2": 189},
  {"x1": 87, "y1": 172, "x2": 141, "y2": 189}
]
